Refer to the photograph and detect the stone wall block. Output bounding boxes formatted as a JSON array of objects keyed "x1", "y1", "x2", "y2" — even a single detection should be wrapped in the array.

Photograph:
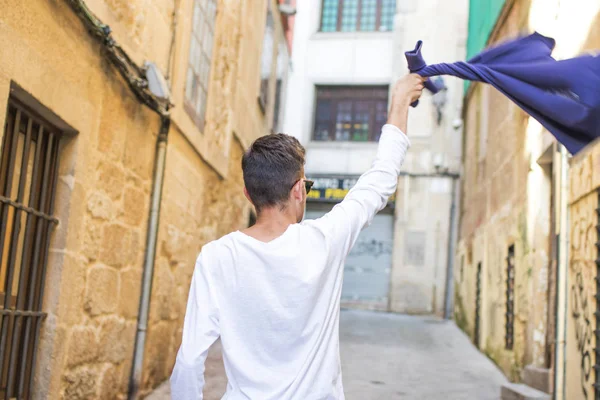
[
  {"x1": 66, "y1": 325, "x2": 98, "y2": 367},
  {"x1": 101, "y1": 223, "x2": 132, "y2": 268},
  {"x1": 98, "y1": 363, "x2": 119, "y2": 400},
  {"x1": 63, "y1": 367, "x2": 98, "y2": 400},
  {"x1": 149, "y1": 259, "x2": 174, "y2": 322},
  {"x1": 98, "y1": 316, "x2": 134, "y2": 364},
  {"x1": 119, "y1": 268, "x2": 142, "y2": 319},
  {"x1": 84, "y1": 265, "x2": 119, "y2": 316},
  {"x1": 123, "y1": 185, "x2": 146, "y2": 226},
  {"x1": 98, "y1": 160, "x2": 126, "y2": 201},
  {"x1": 87, "y1": 190, "x2": 115, "y2": 220},
  {"x1": 83, "y1": 216, "x2": 102, "y2": 262},
  {"x1": 142, "y1": 322, "x2": 170, "y2": 390}
]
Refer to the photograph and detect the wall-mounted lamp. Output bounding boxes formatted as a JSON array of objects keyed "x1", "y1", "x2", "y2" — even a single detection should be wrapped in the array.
[{"x1": 431, "y1": 76, "x2": 448, "y2": 126}]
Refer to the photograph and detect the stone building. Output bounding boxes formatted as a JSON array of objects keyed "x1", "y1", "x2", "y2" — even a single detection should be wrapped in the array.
[
  {"x1": 453, "y1": 0, "x2": 600, "y2": 399},
  {"x1": 0, "y1": 0, "x2": 291, "y2": 398}
]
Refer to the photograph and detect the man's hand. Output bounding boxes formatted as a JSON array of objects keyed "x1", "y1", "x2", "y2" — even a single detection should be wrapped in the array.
[{"x1": 387, "y1": 74, "x2": 425, "y2": 133}]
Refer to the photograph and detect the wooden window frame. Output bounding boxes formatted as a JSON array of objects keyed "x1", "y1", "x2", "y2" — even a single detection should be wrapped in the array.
[
  {"x1": 312, "y1": 85, "x2": 388, "y2": 143},
  {"x1": 0, "y1": 98, "x2": 63, "y2": 399}
]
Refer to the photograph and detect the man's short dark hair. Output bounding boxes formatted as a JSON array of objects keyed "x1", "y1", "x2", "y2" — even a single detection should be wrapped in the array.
[{"x1": 242, "y1": 133, "x2": 305, "y2": 212}]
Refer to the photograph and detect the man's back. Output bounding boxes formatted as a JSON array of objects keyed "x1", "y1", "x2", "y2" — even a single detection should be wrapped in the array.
[{"x1": 203, "y1": 223, "x2": 345, "y2": 399}]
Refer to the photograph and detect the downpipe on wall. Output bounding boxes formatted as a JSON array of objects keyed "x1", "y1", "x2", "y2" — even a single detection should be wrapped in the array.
[
  {"x1": 553, "y1": 144, "x2": 569, "y2": 400},
  {"x1": 128, "y1": 118, "x2": 170, "y2": 400},
  {"x1": 444, "y1": 177, "x2": 459, "y2": 319}
]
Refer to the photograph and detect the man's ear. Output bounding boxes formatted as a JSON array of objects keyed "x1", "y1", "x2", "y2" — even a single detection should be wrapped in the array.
[
  {"x1": 291, "y1": 180, "x2": 303, "y2": 202},
  {"x1": 244, "y1": 187, "x2": 254, "y2": 205}
]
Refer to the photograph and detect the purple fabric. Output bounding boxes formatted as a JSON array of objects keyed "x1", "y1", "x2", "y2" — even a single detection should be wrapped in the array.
[{"x1": 405, "y1": 32, "x2": 600, "y2": 154}]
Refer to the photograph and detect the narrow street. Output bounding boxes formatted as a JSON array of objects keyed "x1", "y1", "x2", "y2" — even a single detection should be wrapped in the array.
[{"x1": 149, "y1": 310, "x2": 506, "y2": 399}]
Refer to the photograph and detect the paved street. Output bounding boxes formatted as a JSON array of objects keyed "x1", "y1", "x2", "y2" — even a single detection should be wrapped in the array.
[{"x1": 148, "y1": 310, "x2": 506, "y2": 400}]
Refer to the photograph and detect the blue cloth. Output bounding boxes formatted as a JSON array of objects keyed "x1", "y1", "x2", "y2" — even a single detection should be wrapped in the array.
[{"x1": 405, "y1": 32, "x2": 600, "y2": 154}]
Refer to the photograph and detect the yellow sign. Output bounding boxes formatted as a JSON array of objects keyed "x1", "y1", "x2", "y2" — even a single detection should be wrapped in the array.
[{"x1": 307, "y1": 177, "x2": 396, "y2": 204}]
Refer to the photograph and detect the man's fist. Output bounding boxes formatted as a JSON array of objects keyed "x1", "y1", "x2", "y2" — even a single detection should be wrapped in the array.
[{"x1": 391, "y1": 74, "x2": 425, "y2": 107}]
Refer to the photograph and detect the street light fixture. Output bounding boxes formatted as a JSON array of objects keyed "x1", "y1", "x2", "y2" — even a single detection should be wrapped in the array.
[{"x1": 431, "y1": 76, "x2": 448, "y2": 125}]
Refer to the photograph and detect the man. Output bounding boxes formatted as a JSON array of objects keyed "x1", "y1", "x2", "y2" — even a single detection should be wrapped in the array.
[{"x1": 170, "y1": 74, "x2": 425, "y2": 399}]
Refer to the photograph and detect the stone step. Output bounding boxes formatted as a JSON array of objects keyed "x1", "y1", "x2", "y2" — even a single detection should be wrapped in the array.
[
  {"x1": 522, "y1": 365, "x2": 551, "y2": 394},
  {"x1": 501, "y1": 383, "x2": 551, "y2": 400}
]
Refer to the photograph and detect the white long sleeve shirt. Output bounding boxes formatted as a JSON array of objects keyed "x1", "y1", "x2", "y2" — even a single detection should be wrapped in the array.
[{"x1": 170, "y1": 124, "x2": 410, "y2": 399}]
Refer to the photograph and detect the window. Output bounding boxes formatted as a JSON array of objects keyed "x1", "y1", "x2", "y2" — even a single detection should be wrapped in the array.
[
  {"x1": 0, "y1": 99, "x2": 62, "y2": 399},
  {"x1": 320, "y1": 0, "x2": 396, "y2": 32},
  {"x1": 272, "y1": 39, "x2": 289, "y2": 132},
  {"x1": 185, "y1": 0, "x2": 217, "y2": 130},
  {"x1": 259, "y1": 3, "x2": 275, "y2": 112},
  {"x1": 313, "y1": 86, "x2": 388, "y2": 142},
  {"x1": 505, "y1": 245, "x2": 515, "y2": 350}
]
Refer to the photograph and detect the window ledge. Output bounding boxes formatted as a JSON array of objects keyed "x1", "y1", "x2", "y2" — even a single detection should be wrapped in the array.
[
  {"x1": 307, "y1": 140, "x2": 379, "y2": 150},
  {"x1": 311, "y1": 31, "x2": 394, "y2": 41}
]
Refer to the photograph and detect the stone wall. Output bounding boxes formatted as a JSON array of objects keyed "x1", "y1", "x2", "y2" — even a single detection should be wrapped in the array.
[
  {"x1": 453, "y1": 0, "x2": 554, "y2": 380},
  {"x1": 565, "y1": 139, "x2": 600, "y2": 400},
  {"x1": 0, "y1": 0, "x2": 283, "y2": 398},
  {"x1": 455, "y1": 0, "x2": 600, "y2": 387}
]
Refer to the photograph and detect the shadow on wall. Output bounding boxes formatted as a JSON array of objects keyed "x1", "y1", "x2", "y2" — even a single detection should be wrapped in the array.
[{"x1": 581, "y1": 9, "x2": 600, "y2": 52}]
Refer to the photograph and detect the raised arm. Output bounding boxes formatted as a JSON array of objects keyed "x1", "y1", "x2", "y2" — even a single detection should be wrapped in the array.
[
  {"x1": 311, "y1": 74, "x2": 424, "y2": 257},
  {"x1": 170, "y1": 249, "x2": 220, "y2": 399}
]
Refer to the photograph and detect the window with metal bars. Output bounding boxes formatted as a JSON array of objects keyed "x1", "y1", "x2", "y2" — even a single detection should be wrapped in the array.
[
  {"x1": 474, "y1": 262, "x2": 482, "y2": 348},
  {"x1": 313, "y1": 86, "x2": 388, "y2": 142},
  {"x1": 505, "y1": 244, "x2": 515, "y2": 350},
  {"x1": 0, "y1": 99, "x2": 62, "y2": 399},
  {"x1": 320, "y1": 0, "x2": 396, "y2": 32}
]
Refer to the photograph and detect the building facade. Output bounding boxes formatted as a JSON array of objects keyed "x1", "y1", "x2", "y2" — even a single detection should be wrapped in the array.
[
  {"x1": 283, "y1": 0, "x2": 467, "y2": 314},
  {"x1": 0, "y1": 0, "x2": 291, "y2": 398},
  {"x1": 453, "y1": 0, "x2": 600, "y2": 399}
]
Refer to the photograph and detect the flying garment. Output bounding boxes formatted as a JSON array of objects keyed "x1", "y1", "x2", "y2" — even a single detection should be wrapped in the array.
[{"x1": 406, "y1": 32, "x2": 600, "y2": 154}]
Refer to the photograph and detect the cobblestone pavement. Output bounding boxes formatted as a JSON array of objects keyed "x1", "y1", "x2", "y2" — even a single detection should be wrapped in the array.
[{"x1": 147, "y1": 310, "x2": 506, "y2": 400}]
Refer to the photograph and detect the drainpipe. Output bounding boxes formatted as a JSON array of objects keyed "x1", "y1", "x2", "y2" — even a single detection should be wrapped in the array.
[
  {"x1": 444, "y1": 177, "x2": 459, "y2": 319},
  {"x1": 553, "y1": 144, "x2": 569, "y2": 400},
  {"x1": 128, "y1": 118, "x2": 170, "y2": 400}
]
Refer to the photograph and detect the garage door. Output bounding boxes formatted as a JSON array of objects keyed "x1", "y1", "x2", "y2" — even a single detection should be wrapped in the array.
[{"x1": 305, "y1": 208, "x2": 394, "y2": 310}]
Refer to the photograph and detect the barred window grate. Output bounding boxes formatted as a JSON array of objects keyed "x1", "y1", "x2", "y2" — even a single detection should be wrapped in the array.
[
  {"x1": 379, "y1": 0, "x2": 396, "y2": 31},
  {"x1": 340, "y1": 0, "x2": 359, "y2": 32},
  {"x1": 320, "y1": 0, "x2": 340, "y2": 32},
  {"x1": 320, "y1": 0, "x2": 396, "y2": 32},
  {"x1": 474, "y1": 262, "x2": 482, "y2": 348},
  {"x1": 0, "y1": 99, "x2": 61, "y2": 399},
  {"x1": 505, "y1": 245, "x2": 515, "y2": 350}
]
